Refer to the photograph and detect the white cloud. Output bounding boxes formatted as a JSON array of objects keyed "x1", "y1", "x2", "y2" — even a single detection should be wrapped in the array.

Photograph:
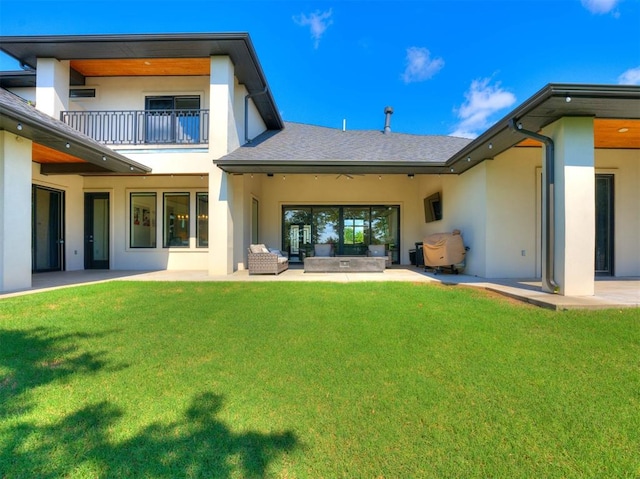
[
  {"x1": 293, "y1": 9, "x2": 333, "y2": 49},
  {"x1": 401, "y1": 47, "x2": 444, "y2": 84},
  {"x1": 618, "y1": 66, "x2": 640, "y2": 85},
  {"x1": 580, "y1": 0, "x2": 619, "y2": 14},
  {"x1": 450, "y1": 78, "x2": 516, "y2": 139}
]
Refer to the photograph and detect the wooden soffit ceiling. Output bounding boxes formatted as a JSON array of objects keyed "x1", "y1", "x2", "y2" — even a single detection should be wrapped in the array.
[
  {"x1": 70, "y1": 58, "x2": 211, "y2": 77},
  {"x1": 517, "y1": 118, "x2": 640, "y2": 148},
  {"x1": 33, "y1": 143, "x2": 86, "y2": 163}
]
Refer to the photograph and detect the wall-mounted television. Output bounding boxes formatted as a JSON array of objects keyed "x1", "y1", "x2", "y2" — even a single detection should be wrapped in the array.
[{"x1": 424, "y1": 192, "x2": 442, "y2": 223}]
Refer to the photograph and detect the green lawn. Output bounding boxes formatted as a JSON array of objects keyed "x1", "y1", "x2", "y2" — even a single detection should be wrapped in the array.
[{"x1": 0, "y1": 282, "x2": 638, "y2": 478}]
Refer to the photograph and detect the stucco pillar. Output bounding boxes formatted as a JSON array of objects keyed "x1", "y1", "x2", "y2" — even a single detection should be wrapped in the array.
[
  {"x1": 209, "y1": 56, "x2": 237, "y2": 158},
  {"x1": 35, "y1": 58, "x2": 70, "y2": 118},
  {"x1": 207, "y1": 56, "x2": 237, "y2": 275},
  {"x1": 208, "y1": 170, "x2": 234, "y2": 275},
  {"x1": 542, "y1": 117, "x2": 595, "y2": 296},
  {"x1": 0, "y1": 131, "x2": 33, "y2": 292}
]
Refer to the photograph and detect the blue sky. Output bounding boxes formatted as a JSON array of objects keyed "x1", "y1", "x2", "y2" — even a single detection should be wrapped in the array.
[{"x1": 1, "y1": 0, "x2": 639, "y2": 137}]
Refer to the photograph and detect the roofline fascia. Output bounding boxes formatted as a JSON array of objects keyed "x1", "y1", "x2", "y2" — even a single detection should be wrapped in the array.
[
  {"x1": 446, "y1": 83, "x2": 640, "y2": 169},
  {"x1": 0, "y1": 32, "x2": 284, "y2": 131},
  {"x1": 213, "y1": 159, "x2": 454, "y2": 175}
]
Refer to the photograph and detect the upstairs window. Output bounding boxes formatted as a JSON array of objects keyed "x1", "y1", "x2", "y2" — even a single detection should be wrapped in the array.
[{"x1": 145, "y1": 96, "x2": 201, "y2": 144}]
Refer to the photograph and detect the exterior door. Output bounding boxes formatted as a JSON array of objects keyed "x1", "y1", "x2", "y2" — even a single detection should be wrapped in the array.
[
  {"x1": 32, "y1": 186, "x2": 65, "y2": 272},
  {"x1": 595, "y1": 174, "x2": 614, "y2": 276},
  {"x1": 85, "y1": 193, "x2": 110, "y2": 269}
]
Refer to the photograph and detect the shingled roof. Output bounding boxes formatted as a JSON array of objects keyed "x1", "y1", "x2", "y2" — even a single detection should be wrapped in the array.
[{"x1": 215, "y1": 122, "x2": 472, "y2": 174}]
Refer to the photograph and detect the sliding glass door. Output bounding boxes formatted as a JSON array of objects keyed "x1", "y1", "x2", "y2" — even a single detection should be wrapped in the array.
[
  {"x1": 32, "y1": 186, "x2": 65, "y2": 272},
  {"x1": 282, "y1": 205, "x2": 400, "y2": 263}
]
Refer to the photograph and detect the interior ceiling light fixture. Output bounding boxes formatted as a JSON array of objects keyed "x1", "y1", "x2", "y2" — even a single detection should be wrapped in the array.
[
  {"x1": 16, "y1": 123, "x2": 23, "y2": 130},
  {"x1": 618, "y1": 127, "x2": 629, "y2": 133},
  {"x1": 65, "y1": 142, "x2": 70, "y2": 148}
]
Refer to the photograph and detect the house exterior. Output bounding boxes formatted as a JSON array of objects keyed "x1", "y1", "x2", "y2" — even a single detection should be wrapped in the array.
[{"x1": 0, "y1": 33, "x2": 638, "y2": 297}]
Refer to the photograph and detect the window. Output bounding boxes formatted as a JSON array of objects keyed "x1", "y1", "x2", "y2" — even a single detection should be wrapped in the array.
[
  {"x1": 252, "y1": 198, "x2": 259, "y2": 244},
  {"x1": 145, "y1": 95, "x2": 201, "y2": 144},
  {"x1": 130, "y1": 193, "x2": 157, "y2": 248},
  {"x1": 196, "y1": 193, "x2": 208, "y2": 248},
  {"x1": 164, "y1": 193, "x2": 190, "y2": 247},
  {"x1": 69, "y1": 88, "x2": 96, "y2": 99}
]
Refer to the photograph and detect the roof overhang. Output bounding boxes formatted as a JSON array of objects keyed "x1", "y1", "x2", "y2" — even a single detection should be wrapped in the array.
[
  {"x1": 0, "y1": 89, "x2": 151, "y2": 175},
  {"x1": 0, "y1": 33, "x2": 283, "y2": 130},
  {"x1": 447, "y1": 83, "x2": 640, "y2": 174}
]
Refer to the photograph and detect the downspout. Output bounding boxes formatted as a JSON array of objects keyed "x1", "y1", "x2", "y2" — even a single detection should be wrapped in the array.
[
  {"x1": 508, "y1": 119, "x2": 559, "y2": 293},
  {"x1": 244, "y1": 87, "x2": 268, "y2": 144}
]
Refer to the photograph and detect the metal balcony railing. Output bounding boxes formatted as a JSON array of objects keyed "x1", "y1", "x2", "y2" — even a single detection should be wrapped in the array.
[{"x1": 61, "y1": 109, "x2": 210, "y2": 145}]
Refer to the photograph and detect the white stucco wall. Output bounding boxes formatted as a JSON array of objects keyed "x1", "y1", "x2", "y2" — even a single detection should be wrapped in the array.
[
  {"x1": 83, "y1": 174, "x2": 209, "y2": 270},
  {"x1": 36, "y1": 58, "x2": 70, "y2": 118},
  {"x1": 68, "y1": 76, "x2": 211, "y2": 112},
  {"x1": 484, "y1": 148, "x2": 541, "y2": 278},
  {"x1": 436, "y1": 163, "x2": 489, "y2": 277}
]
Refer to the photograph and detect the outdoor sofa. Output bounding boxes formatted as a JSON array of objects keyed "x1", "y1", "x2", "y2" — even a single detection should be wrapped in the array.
[{"x1": 247, "y1": 244, "x2": 289, "y2": 275}]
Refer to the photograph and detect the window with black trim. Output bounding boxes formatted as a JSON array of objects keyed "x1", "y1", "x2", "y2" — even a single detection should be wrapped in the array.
[
  {"x1": 164, "y1": 193, "x2": 190, "y2": 247},
  {"x1": 196, "y1": 193, "x2": 208, "y2": 248},
  {"x1": 145, "y1": 95, "x2": 201, "y2": 144},
  {"x1": 130, "y1": 193, "x2": 157, "y2": 248}
]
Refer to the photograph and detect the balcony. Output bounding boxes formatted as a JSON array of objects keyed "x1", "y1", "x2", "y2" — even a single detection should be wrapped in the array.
[{"x1": 61, "y1": 109, "x2": 210, "y2": 146}]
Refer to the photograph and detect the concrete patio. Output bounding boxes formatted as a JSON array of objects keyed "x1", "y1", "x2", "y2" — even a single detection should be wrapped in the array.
[{"x1": 1, "y1": 265, "x2": 637, "y2": 311}]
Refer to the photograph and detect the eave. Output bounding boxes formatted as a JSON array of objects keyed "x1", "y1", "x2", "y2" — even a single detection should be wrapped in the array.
[
  {"x1": 217, "y1": 159, "x2": 454, "y2": 175},
  {"x1": 447, "y1": 83, "x2": 640, "y2": 174},
  {"x1": 0, "y1": 89, "x2": 151, "y2": 175}
]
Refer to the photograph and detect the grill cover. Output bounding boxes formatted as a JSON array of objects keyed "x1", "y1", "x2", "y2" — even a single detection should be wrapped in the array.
[{"x1": 423, "y1": 230, "x2": 466, "y2": 267}]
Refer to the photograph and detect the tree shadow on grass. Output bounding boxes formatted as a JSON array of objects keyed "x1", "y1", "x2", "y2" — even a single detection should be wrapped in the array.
[
  {"x1": 0, "y1": 328, "x2": 298, "y2": 478},
  {"x1": 0, "y1": 327, "x2": 121, "y2": 418},
  {"x1": 2, "y1": 393, "x2": 297, "y2": 478}
]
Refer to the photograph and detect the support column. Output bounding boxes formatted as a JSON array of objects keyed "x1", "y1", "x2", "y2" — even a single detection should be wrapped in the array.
[
  {"x1": 208, "y1": 56, "x2": 236, "y2": 275},
  {"x1": 0, "y1": 132, "x2": 33, "y2": 292},
  {"x1": 542, "y1": 117, "x2": 595, "y2": 296},
  {"x1": 35, "y1": 58, "x2": 70, "y2": 118}
]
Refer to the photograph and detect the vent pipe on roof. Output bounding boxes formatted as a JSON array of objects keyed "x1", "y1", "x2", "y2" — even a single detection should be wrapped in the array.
[
  {"x1": 508, "y1": 119, "x2": 559, "y2": 294},
  {"x1": 383, "y1": 106, "x2": 393, "y2": 134}
]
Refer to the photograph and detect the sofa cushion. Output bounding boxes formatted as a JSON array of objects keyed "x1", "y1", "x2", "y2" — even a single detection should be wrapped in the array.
[{"x1": 250, "y1": 244, "x2": 269, "y2": 254}]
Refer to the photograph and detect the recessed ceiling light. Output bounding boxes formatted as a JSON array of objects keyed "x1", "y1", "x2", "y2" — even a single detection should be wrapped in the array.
[
  {"x1": 144, "y1": 61, "x2": 151, "y2": 66},
  {"x1": 618, "y1": 127, "x2": 629, "y2": 133}
]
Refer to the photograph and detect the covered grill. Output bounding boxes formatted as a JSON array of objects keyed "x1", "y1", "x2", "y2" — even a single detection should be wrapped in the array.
[{"x1": 422, "y1": 229, "x2": 467, "y2": 274}]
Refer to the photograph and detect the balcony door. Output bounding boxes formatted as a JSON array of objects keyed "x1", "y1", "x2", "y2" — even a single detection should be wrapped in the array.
[
  {"x1": 32, "y1": 186, "x2": 65, "y2": 272},
  {"x1": 145, "y1": 95, "x2": 200, "y2": 144}
]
